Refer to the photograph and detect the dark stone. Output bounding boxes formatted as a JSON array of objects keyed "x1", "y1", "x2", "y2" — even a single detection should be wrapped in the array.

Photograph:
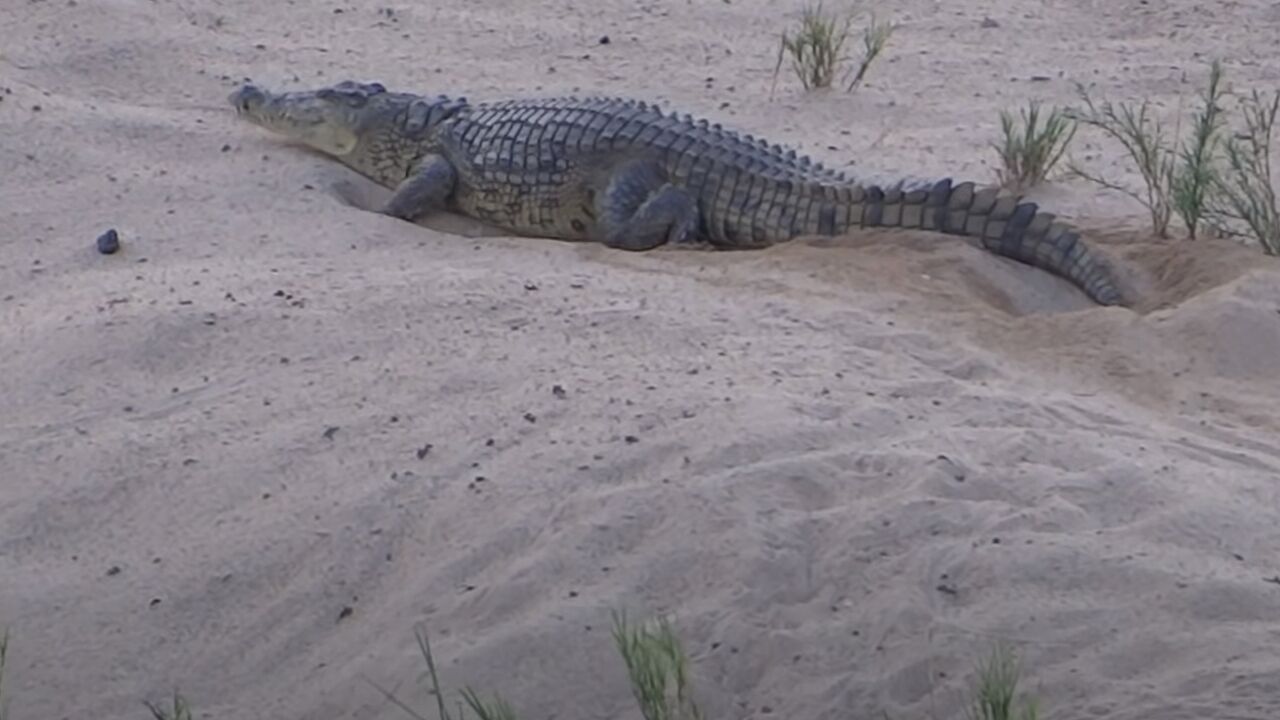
[{"x1": 96, "y1": 228, "x2": 120, "y2": 254}]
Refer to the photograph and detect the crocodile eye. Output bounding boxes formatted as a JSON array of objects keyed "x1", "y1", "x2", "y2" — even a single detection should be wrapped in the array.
[
  {"x1": 405, "y1": 99, "x2": 432, "y2": 133},
  {"x1": 317, "y1": 81, "x2": 386, "y2": 106}
]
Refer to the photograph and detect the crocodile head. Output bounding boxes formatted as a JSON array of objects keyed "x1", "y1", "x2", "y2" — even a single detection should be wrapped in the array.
[{"x1": 228, "y1": 80, "x2": 466, "y2": 183}]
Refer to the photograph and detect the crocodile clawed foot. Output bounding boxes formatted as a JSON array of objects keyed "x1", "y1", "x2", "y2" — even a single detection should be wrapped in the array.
[
  {"x1": 666, "y1": 215, "x2": 707, "y2": 249},
  {"x1": 377, "y1": 202, "x2": 418, "y2": 221}
]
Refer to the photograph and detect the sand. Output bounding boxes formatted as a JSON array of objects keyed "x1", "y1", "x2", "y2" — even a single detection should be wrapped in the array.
[{"x1": 3, "y1": 1, "x2": 1280, "y2": 718}]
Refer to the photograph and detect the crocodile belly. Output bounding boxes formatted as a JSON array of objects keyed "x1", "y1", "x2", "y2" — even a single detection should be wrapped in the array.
[{"x1": 449, "y1": 166, "x2": 597, "y2": 242}]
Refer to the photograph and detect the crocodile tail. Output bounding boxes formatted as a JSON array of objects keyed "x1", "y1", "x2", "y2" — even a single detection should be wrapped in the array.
[{"x1": 857, "y1": 178, "x2": 1126, "y2": 306}]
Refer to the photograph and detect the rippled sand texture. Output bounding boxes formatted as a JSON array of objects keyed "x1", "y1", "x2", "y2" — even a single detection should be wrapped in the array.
[{"x1": 3, "y1": 1, "x2": 1280, "y2": 719}]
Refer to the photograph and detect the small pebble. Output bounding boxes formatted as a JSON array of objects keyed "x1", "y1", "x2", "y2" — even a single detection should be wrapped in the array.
[{"x1": 96, "y1": 228, "x2": 120, "y2": 254}]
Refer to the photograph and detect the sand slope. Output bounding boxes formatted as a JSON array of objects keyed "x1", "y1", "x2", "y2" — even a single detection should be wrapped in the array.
[{"x1": 3, "y1": 1, "x2": 1280, "y2": 719}]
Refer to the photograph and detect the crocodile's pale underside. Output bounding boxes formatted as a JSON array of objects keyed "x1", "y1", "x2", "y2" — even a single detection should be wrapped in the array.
[{"x1": 228, "y1": 80, "x2": 1127, "y2": 306}]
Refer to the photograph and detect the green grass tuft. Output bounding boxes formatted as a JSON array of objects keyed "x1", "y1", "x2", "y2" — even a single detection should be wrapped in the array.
[
  {"x1": 773, "y1": 1, "x2": 852, "y2": 92},
  {"x1": 143, "y1": 691, "x2": 195, "y2": 720},
  {"x1": 993, "y1": 101, "x2": 1078, "y2": 191},
  {"x1": 366, "y1": 624, "x2": 519, "y2": 720},
  {"x1": 1171, "y1": 59, "x2": 1228, "y2": 239},
  {"x1": 457, "y1": 686, "x2": 519, "y2": 720},
  {"x1": 771, "y1": 3, "x2": 893, "y2": 95},
  {"x1": 966, "y1": 644, "x2": 1040, "y2": 720},
  {"x1": 1207, "y1": 87, "x2": 1280, "y2": 253},
  {"x1": 611, "y1": 610, "x2": 703, "y2": 720},
  {"x1": 845, "y1": 13, "x2": 894, "y2": 93}
]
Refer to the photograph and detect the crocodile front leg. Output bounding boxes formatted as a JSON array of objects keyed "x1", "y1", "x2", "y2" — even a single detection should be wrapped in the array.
[
  {"x1": 380, "y1": 154, "x2": 458, "y2": 221},
  {"x1": 595, "y1": 159, "x2": 700, "y2": 251}
]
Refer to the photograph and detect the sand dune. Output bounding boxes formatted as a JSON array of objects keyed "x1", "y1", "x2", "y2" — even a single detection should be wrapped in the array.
[{"x1": 3, "y1": 1, "x2": 1280, "y2": 719}]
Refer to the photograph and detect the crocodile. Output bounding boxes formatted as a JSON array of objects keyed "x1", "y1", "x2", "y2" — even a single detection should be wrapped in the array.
[{"x1": 228, "y1": 80, "x2": 1127, "y2": 306}]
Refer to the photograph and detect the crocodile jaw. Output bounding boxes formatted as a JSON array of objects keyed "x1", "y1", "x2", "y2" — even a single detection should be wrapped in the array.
[{"x1": 228, "y1": 83, "x2": 360, "y2": 157}]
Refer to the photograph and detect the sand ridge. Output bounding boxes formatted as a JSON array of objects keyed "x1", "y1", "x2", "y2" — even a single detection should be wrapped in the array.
[{"x1": 3, "y1": 1, "x2": 1280, "y2": 719}]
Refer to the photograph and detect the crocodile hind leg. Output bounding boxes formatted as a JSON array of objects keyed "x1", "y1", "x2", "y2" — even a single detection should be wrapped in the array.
[
  {"x1": 594, "y1": 159, "x2": 700, "y2": 250},
  {"x1": 379, "y1": 154, "x2": 458, "y2": 221}
]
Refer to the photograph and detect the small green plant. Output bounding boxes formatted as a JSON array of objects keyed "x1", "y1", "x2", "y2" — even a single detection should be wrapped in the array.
[
  {"x1": 1068, "y1": 61, "x2": 1233, "y2": 240},
  {"x1": 993, "y1": 101, "x2": 1078, "y2": 191},
  {"x1": 774, "y1": 2, "x2": 852, "y2": 91},
  {"x1": 367, "y1": 624, "x2": 518, "y2": 720},
  {"x1": 1171, "y1": 59, "x2": 1228, "y2": 239},
  {"x1": 611, "y1": 610, "x2": 703, "y2": 720},
  {"x1": 1207, "y1": 88, "x2": 1280, "y2": 254},
  {"x1": 846, "y1": 13, "x2": 894, "y2": 93},
  {"x1": 143, "y1": 690, "x2": 194, "y2": 720},
  {"x1": 966, "y1": 643, "x2": 1040, "y2": 720},
  {"x1": 1067, "y1": 86, "x2": 1178, "y2": 237},
  {"x1": 771, "y1": 3, "x2": 893, "y2": 94}
]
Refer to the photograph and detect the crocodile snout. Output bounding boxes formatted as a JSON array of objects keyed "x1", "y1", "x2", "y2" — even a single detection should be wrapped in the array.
[{"x1": 228, "y1": 83, "x2": 268, "y2": 114}]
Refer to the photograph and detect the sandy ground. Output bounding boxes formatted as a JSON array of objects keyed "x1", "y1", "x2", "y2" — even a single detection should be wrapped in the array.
[{"x1": 4, "y1": 1, "x2": 1280, "y2": 719}]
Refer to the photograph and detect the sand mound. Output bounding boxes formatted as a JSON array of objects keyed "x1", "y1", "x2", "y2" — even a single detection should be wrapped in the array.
[{"x1": 3, "y1": 2, "x2": 1280, "y2": 720}]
